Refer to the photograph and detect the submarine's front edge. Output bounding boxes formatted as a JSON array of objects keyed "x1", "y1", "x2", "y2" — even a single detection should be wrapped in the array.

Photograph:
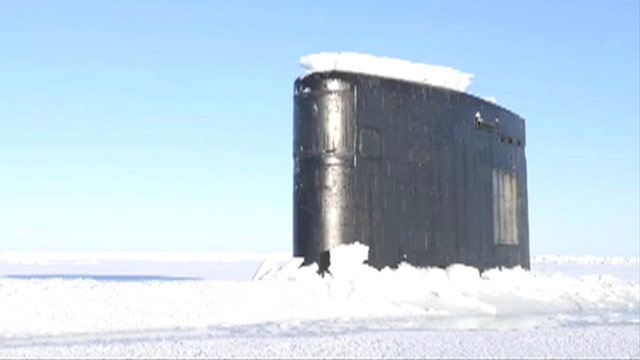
[{"x1": 293, "y1": 75, "x2": 357, "y2": 267}]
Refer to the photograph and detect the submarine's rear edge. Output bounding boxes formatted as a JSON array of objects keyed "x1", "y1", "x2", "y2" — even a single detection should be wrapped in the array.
[{"x1": 293, "y1": 71, "x2": 529, "y2": 272}]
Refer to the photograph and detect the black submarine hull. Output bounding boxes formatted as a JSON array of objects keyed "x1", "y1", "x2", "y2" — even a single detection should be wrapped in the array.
[{"x1": 293, "y1": 71, "x2": 529, "y2": 271}]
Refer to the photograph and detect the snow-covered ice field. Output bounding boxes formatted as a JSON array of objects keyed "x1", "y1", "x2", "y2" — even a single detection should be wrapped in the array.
[{"x1": 1, "y1": 244, "x2": 638, "y2": 358}]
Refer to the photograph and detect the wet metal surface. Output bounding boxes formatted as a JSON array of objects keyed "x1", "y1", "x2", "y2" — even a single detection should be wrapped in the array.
[{"x1": 293, "y1": 72, "x2": 529, "y2": 271}]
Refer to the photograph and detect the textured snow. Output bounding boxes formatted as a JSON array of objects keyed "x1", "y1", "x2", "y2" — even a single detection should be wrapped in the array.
[
  {"x1": 1, "y1": 244, "x2": 638, "y2": 358},
  {"x1": 299, "y1": 52, "x2": 474, "y2": 92},
  {"x1": 533, "y1": 254, "x2": 640, "y2": 266}
]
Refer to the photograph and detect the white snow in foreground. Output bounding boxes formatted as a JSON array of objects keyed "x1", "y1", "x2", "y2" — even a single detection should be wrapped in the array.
[
  {"x1": 300, "y1": 52, "x2": 473, "y2": 92},
  {"x1": 1, "y1": 244, "x2": 638, "y2": 358}
]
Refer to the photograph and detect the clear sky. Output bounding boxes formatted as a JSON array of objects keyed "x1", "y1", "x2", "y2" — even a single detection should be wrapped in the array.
[{"x1": 1, "y1": 0, "x2": 638, "y2": 256}]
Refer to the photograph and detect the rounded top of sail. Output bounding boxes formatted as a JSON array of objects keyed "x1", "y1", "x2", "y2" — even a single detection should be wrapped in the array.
[{"x1": 299, "y1": 52, "x2": 473, "y2": 93}]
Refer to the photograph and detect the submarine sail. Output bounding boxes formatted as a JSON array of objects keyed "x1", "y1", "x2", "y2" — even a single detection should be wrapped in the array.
[{"x1": 293, "y1": 66, "x2": 529, "y2": 272}]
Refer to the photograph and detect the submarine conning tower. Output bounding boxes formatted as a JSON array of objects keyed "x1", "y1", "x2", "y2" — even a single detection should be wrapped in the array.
[{"x1": 293, "y1": 70, "x2": 529, "y2": 272}]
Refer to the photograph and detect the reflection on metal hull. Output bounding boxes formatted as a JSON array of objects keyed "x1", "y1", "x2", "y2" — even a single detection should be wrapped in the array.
[{"x1": 293, "y1": 72, "x2": 529, "y2": 271}]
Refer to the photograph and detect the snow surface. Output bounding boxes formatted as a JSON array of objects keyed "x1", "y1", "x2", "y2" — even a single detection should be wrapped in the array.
[
  {"x1": 1, "y1": 244, "x2": 638, "y2": 358},
  {"x1": 299, "y1": 52, "x2": 473, "y2": 92}
]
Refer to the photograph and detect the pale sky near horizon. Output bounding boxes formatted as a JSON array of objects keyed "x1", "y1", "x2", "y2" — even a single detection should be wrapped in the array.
[{"x1": 1, "y1": 1, "x2": 638, "y2": 256}]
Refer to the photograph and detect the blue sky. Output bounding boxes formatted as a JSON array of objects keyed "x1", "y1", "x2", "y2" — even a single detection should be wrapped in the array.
[{"x1": 1, "y1": 1, "x2": 638, "y2": 255}]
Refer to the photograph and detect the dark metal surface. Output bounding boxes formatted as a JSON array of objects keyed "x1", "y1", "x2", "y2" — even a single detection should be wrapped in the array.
[{"x1": 293, "y1": 71, "x2": 529, "y2": 271}]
